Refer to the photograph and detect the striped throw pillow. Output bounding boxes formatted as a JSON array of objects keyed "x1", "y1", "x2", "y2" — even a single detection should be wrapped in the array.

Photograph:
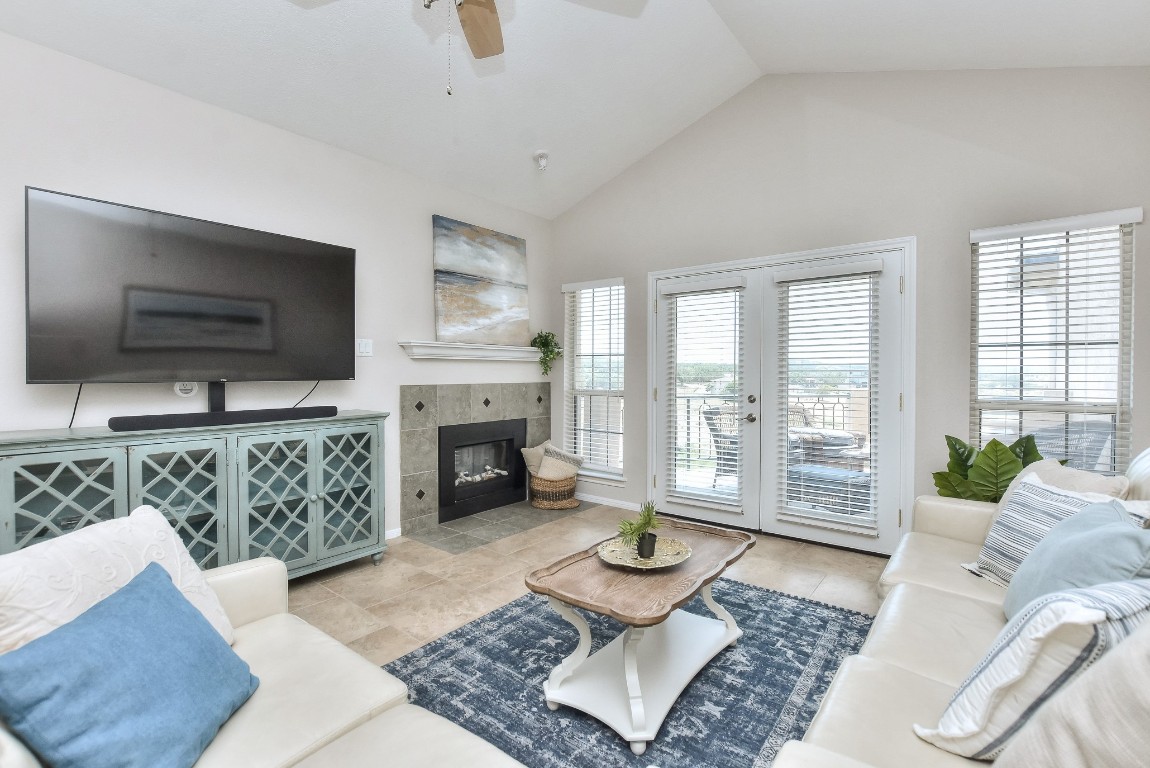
[
  {"x1": 968, "y1": 477, "x2": 1112, "y2": 587},
  {"x1": 914, "y1": 579, "x2": 1150, "y2": 760}
]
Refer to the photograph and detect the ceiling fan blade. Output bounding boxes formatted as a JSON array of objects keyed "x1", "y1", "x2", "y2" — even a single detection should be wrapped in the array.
[{"x1": 456, "y1": 0, "x2": 504, "y2": 59}]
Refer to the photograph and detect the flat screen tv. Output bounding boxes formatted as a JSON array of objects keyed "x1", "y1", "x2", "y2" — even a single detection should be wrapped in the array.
[{"x1": 25, "y1": 187, "x2": 356, "y2": 386}]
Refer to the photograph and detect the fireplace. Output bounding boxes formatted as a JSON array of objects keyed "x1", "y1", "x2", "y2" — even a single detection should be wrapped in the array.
[{"x1": 438, "y1": 419, "x2": 527, "y2": 523}]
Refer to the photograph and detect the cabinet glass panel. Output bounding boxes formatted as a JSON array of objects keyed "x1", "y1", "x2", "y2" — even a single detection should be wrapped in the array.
[
  {"x1": 239, "y1": 435, "x2": 316, "y2": 569},
  {"x1": 318, "y1": 427, "x2": 378, "y2": 558},
  {"x1": 2, "y1": 449, "x2": 126, "y2": 553},
  {"x1": 130, "y1": 439, "x2": 228, "y2": 569}
]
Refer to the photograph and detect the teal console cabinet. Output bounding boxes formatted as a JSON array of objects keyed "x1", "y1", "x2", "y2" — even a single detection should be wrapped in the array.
[{"x1": 0, "y1": 411, "x2": 386, "y2": 578}]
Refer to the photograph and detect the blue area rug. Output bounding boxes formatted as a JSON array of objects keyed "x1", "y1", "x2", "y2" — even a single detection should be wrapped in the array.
[{"x1": 385, "y1": 578, "x2": 871, "y2": 767}]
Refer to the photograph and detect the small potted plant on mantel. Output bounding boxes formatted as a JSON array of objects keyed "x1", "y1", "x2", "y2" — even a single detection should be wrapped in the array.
[{"x1": 618, "y1": 501, "x2": 661, "y2": 559}]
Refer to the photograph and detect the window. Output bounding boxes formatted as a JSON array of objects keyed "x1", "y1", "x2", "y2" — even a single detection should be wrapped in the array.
[
  {"x1": 970, "y1": 208, "x2": 1141, "y2": 472},
  {"x1": 563, "y1": 279, "x2": 625, "y2": 476}
]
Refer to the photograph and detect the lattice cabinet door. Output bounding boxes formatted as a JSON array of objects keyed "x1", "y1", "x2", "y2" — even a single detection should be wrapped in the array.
[
  {"x1": 128, "y1": 438, "x2": 229, "y2": 569},
  {"x1": 317, "y1": 426, "x2": 379, "y2": 560},
  {"x1": 236, "y1": 432, "x2": 317, "y2": 571},
  {"x1": 0, "y1": 448, "x2": 128, "y2": 554}
]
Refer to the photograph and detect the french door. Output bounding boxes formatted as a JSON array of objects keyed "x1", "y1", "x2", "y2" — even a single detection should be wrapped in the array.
[{"x1": 651, "y1": 241, "x2": 912, "y2": 555}]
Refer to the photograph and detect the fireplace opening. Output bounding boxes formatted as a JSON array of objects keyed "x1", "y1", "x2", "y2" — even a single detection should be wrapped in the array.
[{"x1": 439, "y1": 419, "x2": 527, "y2": 523}]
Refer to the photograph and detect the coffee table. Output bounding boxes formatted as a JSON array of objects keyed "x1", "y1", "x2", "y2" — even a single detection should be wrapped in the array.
[{"x1": 525, "y1": 518, "x2": 756, "y2": 755}]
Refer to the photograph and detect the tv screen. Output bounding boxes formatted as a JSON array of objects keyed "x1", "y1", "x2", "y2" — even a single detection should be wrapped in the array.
[{"x1": 25, "y1": 188, "x2": 356, "y2": 384}]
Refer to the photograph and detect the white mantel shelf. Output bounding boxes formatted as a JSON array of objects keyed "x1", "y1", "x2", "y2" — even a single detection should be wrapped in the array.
[{"x1": 398, "y1": 341, "x2": 542, "y2": 361}]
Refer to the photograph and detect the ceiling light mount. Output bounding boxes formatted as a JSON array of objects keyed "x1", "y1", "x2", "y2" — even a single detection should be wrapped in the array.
[{"x1": 533, "y1": 151, "x2": 549, "y2": 171}]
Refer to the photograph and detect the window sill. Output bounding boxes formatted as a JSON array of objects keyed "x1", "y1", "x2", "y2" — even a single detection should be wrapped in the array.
[{"x1": 577, "y1": 469, "x2": 626, "y2": 487}]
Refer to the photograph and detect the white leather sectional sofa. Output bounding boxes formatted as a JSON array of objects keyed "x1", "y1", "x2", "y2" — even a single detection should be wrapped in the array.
[
  {"x1": 0, "y1": 556, "x2": 522, "y2": 768},
  {"x1": 773, "y1": 450, "x2": 1150, "y2": 767}
]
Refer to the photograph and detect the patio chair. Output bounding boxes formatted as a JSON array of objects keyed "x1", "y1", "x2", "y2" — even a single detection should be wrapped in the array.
[{"x1": 702, "y1": 405, "x2": 739, "y2": 488}]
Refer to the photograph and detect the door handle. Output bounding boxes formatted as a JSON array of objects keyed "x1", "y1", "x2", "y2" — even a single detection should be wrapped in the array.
[{"x1": 745, "y1": 413, "x2": 758, "y2": 423}]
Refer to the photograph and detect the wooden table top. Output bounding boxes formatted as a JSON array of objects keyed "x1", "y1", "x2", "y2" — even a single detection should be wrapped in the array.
[{"x1": 524, "y1": 518, "x2": 756, "y2": 627}]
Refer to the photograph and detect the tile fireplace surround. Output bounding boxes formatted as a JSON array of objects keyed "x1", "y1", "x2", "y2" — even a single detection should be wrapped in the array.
[{"x1": 399, "y1": 383, "x2": 551, "y2": 535}]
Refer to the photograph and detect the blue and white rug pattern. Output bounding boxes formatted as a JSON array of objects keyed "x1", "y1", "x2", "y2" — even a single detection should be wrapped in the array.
[{"x1": 384, "y1": 578, "x2": 871, "y2": 768}]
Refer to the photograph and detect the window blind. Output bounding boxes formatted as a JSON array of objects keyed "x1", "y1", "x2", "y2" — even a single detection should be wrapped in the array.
[
  {"x1": 563, "y1": 282, "x2": 625, "y2": 475},
  {"x1": 970, "y1": 222, "x2": 1135, "y2": 472},
  {"x1": 776, "y1": 273, "x2": 878, "y2": 532},
  {"x1": 664, "y1": 286, "x2": 744, "y2": 504}
]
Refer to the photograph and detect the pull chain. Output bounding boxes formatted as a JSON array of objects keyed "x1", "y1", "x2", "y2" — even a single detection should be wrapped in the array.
[{"x1": 446, "y1": 0, "x2": 453, "y2": 95}]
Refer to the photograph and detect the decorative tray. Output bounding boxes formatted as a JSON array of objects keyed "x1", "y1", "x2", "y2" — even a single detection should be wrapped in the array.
[{"x1": 597, "y1": 537, "x2": 692, "y2": 570}]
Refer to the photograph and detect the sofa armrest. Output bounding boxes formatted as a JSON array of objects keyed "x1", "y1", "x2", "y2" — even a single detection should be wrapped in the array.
[
  {"x1": 204, "y1": 557, "x2": 289, "y2": 628},
  {"x1": 910, "y1": 495, "x2": 995, "y2": 545}
]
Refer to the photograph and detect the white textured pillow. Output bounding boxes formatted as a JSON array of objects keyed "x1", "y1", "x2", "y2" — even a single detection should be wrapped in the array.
[
  {"x1": 543, "y1": 445, "x2": 584, "y2": 469},
  {"x1": 537, "y1": 455, "x2": 579, "y2": 481},
  {"x1": 915, "y1": 579, "x2": 1150, "y2": 760},
  {"x1": 520, "y1": 441, "x2": 551, "y2": 476},
  {"x1": 995, "y1": 610, "x2": 1150, "y2": 768},
  {"x1": 0, "y1": 505, "x2": 233, "y2": 653},
  {"x1": 968, "y1": 477, "x2": 1114, "y2": 587}
]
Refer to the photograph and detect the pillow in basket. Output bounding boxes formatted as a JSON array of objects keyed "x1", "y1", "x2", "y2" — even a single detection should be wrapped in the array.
[
  {"x1": 537, "y1": 446, "x2": 583, "y2": 481},
  {"x1": 520, "y1": 441, "x2": 551, "y2": 475}
]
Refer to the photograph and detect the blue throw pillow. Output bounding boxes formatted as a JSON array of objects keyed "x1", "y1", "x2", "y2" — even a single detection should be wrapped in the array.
[
  {"x1": 1005, "y1": 501, "x2": 1150, "y2": 619},
  {"x1": 0, "y1": 562, "x2": 258, "y2": 768}
]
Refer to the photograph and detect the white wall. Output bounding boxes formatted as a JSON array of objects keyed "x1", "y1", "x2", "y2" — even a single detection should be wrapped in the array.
[
  {"x1": 548, "y1": 67, "x2": 1150, "y2": 507},
  {"x1": 0, "y1": 32, "x2": 554, "y2": 534}
]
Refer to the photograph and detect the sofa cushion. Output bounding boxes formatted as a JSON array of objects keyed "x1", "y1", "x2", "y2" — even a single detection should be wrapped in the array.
[
  {"x1": 861, "y1": 584, "x2": 1006, "y2": 687},
  {"x1": 194, "y1": 612, "x2": 408, "y2": 768},
  {"x1": 995, "y1": 615, "x2": 1150, "y2": 768},
  {"x1": 0, "y1": 563, "x2": 258, "y2": 768},
  {"x1": 970, "y1": 477, "x2": 1111, "y2": 587},
  {"x1": 914, "y1": 579, "x2": 1150, "y2": 760},
  {"x1": 1005, "y1": 501, "x2": 1150, "y2": 619},
  {"x1": 0, "y1": 505, "x2": 233, "y2": 652},
  {"x1": 293, "y1": 703, "x2": 526, "y2": 768},
  {"x1": 878, "y1": 533, "x2": 1003, "y2": 605},
  {"x1": 802, "y1": 656, "x2": 981, "y2": 768}
]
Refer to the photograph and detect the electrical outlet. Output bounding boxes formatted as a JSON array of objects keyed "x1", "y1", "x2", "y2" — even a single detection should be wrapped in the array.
[{"x1": 355, "y1": 339, "x2": 373, "y2": 357}]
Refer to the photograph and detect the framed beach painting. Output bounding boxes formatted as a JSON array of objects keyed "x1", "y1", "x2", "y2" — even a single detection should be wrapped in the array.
[{"x1": 432, "y1": 215, "x2": 530, "y2": 346}]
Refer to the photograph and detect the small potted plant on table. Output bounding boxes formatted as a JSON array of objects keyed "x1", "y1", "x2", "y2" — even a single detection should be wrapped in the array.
[{"x1": 618, "y1": 501, "x2": 661, "y2": 559}]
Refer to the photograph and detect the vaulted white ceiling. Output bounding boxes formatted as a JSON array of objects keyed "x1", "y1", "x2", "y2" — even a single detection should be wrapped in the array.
[{"x1": 2, "y1": 1, "x2": 1147, "y2": 219}]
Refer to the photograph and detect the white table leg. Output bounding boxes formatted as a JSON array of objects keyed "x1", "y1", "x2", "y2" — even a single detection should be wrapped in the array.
[
  {"x1": 701, "y1": 583, "x2": 740, "y2": 645},
  {"x1": 544, "y1": 596, "x2": 592, "y2": 709},
  {"x1": 623, "y1": 626, "x2": 647, "y2": 754}
]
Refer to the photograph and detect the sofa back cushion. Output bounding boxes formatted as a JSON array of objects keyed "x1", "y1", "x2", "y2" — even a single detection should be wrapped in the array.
[
  {"x1": 0, "y1": 505, "x2": 233, "y2": 653},
  {"x1": 0, "y1": 563, "x2": 257, "y2": 768}
]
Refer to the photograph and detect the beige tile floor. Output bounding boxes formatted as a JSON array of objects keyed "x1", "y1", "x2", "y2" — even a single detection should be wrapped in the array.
[{"x1": 288, "y1": 504, "x2": 887, "y2": 666}]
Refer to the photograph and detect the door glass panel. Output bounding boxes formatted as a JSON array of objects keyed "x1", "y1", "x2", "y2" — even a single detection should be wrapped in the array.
[
  {"x1": 666, "y1": 289, "x2": 744, "y2": 503},
  {"x1": 777, "y1": 274, "x2": 878, "y2": 529}
]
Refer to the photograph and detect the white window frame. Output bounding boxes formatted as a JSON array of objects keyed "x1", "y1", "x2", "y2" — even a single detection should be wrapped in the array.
[
  {"x1": 969, "y1": 207, "x2": 1142, "y2": 472},
  {"x1": 562, "y1": 278, "x2": 626, "y2": 480}
]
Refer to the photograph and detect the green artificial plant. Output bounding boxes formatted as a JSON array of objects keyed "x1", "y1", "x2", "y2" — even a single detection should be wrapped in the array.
[
  {"x1": 530, "y1": 331, "x2": 562, "y2": 376},
  {"x1": 618, "y1": 501, "x2": 662, "y2": 547},
  {"x1": 932, "y1": 434, "x2": 1046, "y2": 503}
]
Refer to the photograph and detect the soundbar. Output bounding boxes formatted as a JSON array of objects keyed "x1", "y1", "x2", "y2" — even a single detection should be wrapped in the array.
[{"x1": 108, "y1": 406, "x2": 338, "y2": 432}]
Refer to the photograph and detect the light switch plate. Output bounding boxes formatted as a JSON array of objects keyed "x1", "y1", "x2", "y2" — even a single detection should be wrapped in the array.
[{"x1": 355, "y1": 339, "x2": 373, "y2": 357}]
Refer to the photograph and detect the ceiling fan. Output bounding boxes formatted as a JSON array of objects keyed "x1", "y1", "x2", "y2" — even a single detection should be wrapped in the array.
[{"x1": 423, "y1": 0, "x2": 504, "y2": 59}]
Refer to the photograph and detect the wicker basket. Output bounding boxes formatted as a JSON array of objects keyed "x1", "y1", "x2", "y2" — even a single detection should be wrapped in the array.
[{"x1": 528, "y1": 473, "x2": 580, "y2": 510}]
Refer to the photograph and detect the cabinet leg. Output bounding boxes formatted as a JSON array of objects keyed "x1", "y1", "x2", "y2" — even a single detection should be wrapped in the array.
[{"x1": 372, "y1": 552, "x2": 383, "y2": 566}]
